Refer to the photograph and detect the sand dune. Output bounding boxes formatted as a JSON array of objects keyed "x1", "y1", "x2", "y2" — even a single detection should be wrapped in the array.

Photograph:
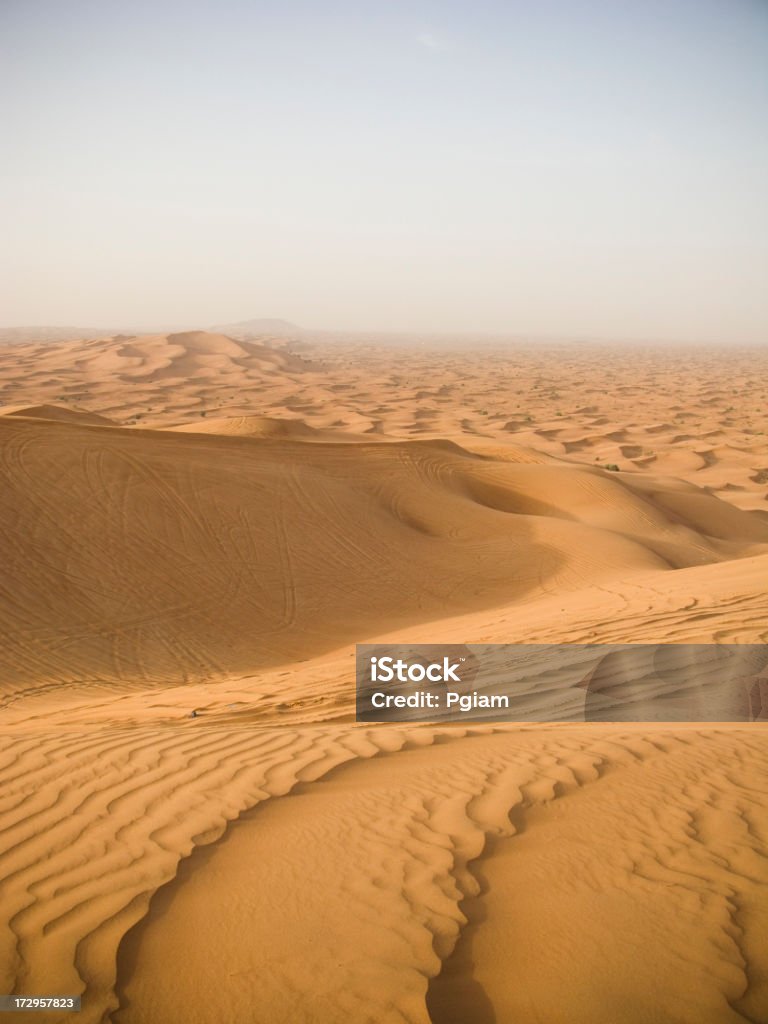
[
  {"x1": 0, "y1": 404, "x2": 116, "y2": 426},
  {"x1": 1, "y1": 334, "x2": 765, "y2": 510},
  {"x1": 171, "y1": 413, "x2": 320, "y2": 438},
  {"x1": 0, "y1": 335, "x2": 767, "y2": 1023},
  {"x1": 2, "y1": 411, "x2": 767, "y2": 700},
  {"x1": 0, "y1": 331, "x2": 314, "y2": 429},
  {"x1": 170, "y1": 414, "x2": 378, "y2": 443}
]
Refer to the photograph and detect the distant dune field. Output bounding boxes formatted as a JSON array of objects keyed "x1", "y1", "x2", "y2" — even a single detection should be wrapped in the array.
[{"x1": 0, "y1": 333, "x2": 766, "y2": 1023}]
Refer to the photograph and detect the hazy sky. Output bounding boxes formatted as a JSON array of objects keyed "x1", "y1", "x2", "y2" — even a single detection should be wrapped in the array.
[{"x1": 2, "y1": 0, "x2": 767, "y2": 341}]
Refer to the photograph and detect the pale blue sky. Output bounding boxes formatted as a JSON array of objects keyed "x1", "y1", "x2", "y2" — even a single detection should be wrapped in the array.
[{"x1": 2, "y1": 0, "x2": 767, "y2": 340}]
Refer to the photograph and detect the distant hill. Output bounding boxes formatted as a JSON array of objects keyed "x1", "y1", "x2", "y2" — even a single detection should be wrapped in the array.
[{"x1": 209, "y1": 318, "x2": 304, "y2": 340}]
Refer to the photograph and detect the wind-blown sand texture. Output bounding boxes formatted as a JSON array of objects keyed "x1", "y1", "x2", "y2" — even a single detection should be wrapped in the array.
[{"x1": 0, "y1": 332, "x2": 766, "y2": 1023}]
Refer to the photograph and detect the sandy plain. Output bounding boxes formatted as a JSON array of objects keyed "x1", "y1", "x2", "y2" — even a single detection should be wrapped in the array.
[{"x1": 0, "y1": 331, "x2": 766, "y2": 1023}]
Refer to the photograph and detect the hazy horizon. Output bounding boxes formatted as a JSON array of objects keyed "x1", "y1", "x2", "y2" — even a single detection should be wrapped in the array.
[{"x1": 2, "y1": 0, "x2": 767, "y2": 343}]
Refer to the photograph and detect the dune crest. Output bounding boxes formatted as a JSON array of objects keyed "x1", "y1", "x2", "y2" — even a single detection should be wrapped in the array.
[{"x1": 0, "y1": 404, "x2": 116, "y2": 426}]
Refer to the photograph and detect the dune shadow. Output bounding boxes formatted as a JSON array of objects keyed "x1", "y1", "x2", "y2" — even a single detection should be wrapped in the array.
[{"x1": 425, "y1": 835, "x2": 506, "y2": 1024}]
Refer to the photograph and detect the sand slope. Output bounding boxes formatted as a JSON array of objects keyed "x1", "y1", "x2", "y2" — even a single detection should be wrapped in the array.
[{"x1": 2, "y1": 412, "x2": 767, "y2": 699}]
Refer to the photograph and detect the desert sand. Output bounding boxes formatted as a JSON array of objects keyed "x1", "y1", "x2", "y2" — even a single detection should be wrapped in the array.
[{"x1": 0, "y1": 331, "x2": 766, "y2": 1023}]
